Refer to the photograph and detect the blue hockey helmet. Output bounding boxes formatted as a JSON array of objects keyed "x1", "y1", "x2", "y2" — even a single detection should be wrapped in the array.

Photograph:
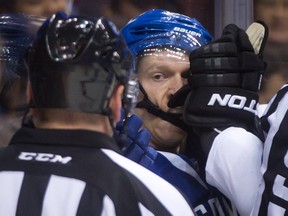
[
  {"x1": 121, "y1": 9, "x2": 213, "y2": 57},
  {"x1": 0, "y1": 14, "x2": 43, "y2": 85},
  {"x1": 26, "y1": 12, "x2": 137, "y2": 115},
  {"x1": 121, "y1": 9, "x2": 213, "y2": 132}
]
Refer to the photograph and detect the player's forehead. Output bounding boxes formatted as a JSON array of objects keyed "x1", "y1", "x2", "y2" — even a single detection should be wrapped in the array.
[{"x1": 137, "y1": 48, "x2": 189, "y2": 72}]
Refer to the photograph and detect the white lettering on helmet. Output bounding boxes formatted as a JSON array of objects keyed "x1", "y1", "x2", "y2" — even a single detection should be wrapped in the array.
[
  {"x1": 207, "y1": 93, "x2": 257, "y2": 114},
  {"x1": 18, "y1": 152, "x2": 72, "y2": 164},
  {"x1": 173, "y1": 27, "x2": 201, "y2": 38}
]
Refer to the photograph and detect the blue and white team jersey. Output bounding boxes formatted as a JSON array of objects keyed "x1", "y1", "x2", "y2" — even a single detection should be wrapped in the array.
[
  {"x1": 118, "y1": 111, "x2": 260, "y2": 215},
  {"x1": 149, "y1": 151, "x2": 239, "y2": 216},
  {"x1": 251, "y1": 84, "x2": 288, "y2": 215}
]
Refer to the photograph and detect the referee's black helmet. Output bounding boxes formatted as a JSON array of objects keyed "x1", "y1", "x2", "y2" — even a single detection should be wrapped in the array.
[{"x1": 26, "y1": 12, "x2": 137, "y2": 115}]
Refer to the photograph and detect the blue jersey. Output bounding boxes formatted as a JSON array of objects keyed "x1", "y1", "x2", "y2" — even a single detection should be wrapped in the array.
[{"x1": 149, "y1": 151, "x2": 239, "y2": 215}]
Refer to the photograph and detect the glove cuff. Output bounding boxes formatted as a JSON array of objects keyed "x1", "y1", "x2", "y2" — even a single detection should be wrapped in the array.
[{"x1": 184, "y1": 87, "x2": 259, "y2": 127}]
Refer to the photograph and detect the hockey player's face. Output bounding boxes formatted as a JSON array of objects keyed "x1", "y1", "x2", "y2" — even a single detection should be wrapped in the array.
[
  {"x1": 14, "y1": 0, "x2": 70, "y2": 17},
  {"x1": 134, "y1": 51, "x2": 189, "y2": 152}
]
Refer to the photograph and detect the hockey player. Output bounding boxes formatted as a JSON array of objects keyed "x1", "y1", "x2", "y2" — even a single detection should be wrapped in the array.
[
  {"x1": 0, "y1": 0, "x2": 74, "y2": 149},
  {"x1": 0, "y1": 12, "x2": 194, "y2": 215},
  {"x1": 0, "y1": 14, "x2": 44, "y2": 148},
  {"x1": 120, "y1": 9, "x2": 267, "y2": 216},
  {"x1": 120, "y1": 9, "x2": 239, "y2": 215}
]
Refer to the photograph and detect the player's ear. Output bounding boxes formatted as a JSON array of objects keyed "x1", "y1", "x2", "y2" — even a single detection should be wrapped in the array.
[{"x1": 109, "y1": 84, "x2": 124, "y2": 124}]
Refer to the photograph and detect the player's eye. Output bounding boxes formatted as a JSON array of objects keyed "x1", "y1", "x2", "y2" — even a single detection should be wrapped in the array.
[{"x1": 152, "y1": 73, "x2": 166, "y2": 81}]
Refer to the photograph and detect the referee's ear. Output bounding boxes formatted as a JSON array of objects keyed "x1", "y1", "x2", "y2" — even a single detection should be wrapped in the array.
[
  {"x1": 26, "y1": 81, "x2": 33, "y2": 105},
  {"x1": 109, "y1": 84, "x2": 125, "y2": 125}
]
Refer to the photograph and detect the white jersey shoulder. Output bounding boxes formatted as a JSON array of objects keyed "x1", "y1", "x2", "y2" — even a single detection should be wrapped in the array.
[{"x1": 206, "y1": 127, "x2": 263, "y2": 216}]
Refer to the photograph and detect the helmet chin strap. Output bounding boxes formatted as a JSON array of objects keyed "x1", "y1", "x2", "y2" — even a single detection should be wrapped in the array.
[{"x1": 136, "y1": 83, "x2": 191, "y2": 132}]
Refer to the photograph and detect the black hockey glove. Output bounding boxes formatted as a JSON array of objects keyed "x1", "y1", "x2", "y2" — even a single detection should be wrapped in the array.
[{"x1": 169, "y1": 23, "x2": 268, "y2": 129}]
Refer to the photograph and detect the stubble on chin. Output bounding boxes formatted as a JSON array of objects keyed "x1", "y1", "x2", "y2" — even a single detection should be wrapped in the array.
[{"x1": 150, "y1": 119, "x2": 187, "y2": 153}]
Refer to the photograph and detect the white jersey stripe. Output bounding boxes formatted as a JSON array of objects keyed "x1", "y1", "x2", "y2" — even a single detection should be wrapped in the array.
[
  {"x1": 268, "y1": 202, "x2": 286, "y2": 215},
  {"x1": 138, "y1": 202, "x2": 155, "y2": 216},
  {"x1": 0, "y1": 171, "x2": 24, "y2": 216},
  {"x1": 100, "y1": 195, "x2": 116, "y2": 216},
  {"x1": 262, "y1": 95, "x2": 288, "y2": 174},
  {"x1": 42, "y1": 175, "x2": 86, "y2": 216},
  {"x1": 101, "y1": 149, "x2": 194, "y2": 216}
]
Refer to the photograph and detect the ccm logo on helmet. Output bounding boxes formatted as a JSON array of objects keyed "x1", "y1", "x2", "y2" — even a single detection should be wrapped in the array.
[
  {"x1": 207, "y1": 94, "x2": 257, "y2": 114},
  {"x1": 173, "y1": 27, "x2": 202, "y2": 37},
  {"x1": 18, "y1": 152, "x2": 72, "y2": 164}
]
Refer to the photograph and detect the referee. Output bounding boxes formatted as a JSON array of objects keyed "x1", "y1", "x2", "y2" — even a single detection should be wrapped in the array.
[{"x1": 0, "y1": 13, "x2": 194, "y2": 215}]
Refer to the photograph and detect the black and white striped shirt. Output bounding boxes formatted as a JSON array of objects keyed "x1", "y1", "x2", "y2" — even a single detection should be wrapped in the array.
[
  {"x1": 0, "y1": 127, "x2": 194, "y2": 216},
  {"x1": 252, "y1": 84, "x2": 288, "y2": 215}
]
